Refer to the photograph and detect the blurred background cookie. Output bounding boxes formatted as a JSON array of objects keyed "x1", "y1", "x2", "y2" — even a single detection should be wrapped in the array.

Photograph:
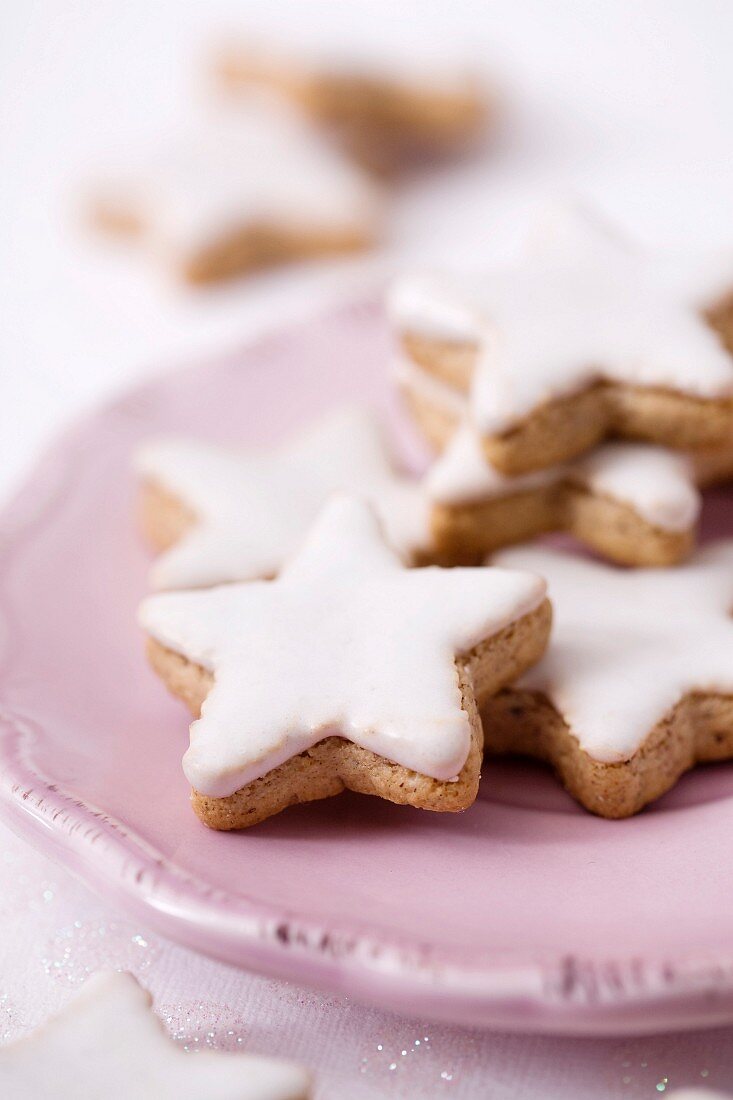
[
  {"x1": 89, "y1": 96, "x2": 382, "y2": 283},
  {"x1": 215, "y1": 38, "x2": 490, "y2": 174}
]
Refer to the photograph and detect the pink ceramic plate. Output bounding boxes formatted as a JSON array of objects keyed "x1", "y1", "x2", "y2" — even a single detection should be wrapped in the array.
[{"x1": 3, "y1": 301, "x2": 733, "y2": 1036}]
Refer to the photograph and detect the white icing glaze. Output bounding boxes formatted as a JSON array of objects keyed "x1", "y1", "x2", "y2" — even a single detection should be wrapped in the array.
[
  {"x1": 0, "y1": 971, "x2": 310, "y2": 1100},
  {"x1": 428, "y1": 423, "x2": 701, "y2": 532},
  {"x1": 390, "y1": 275, "x2": 486, "y2": 344},
  {"x1": 139, "y1": 495, "x2": 547, "y2": 796},
  {"x1": 136, "y1": 406, "x2": 430, "y2": 589},
  {"x1": 301, "y1": 53, "x2": 479, "y2": 96},
  {"x1": 493, "y1": 542, "x2": 733, "y2": 763},
  {"x1": 233, "y1": 29, "x2": 484, "y2": 95},
  {"x1": 572, "y1": 443, "x2": 700, "y2": 531},
  {"x1": 389, "y1": 206, "x2": 733, "y2": 435},
  {"x1": 97, "y1": 95, "x2": 380, "y2": 265}
]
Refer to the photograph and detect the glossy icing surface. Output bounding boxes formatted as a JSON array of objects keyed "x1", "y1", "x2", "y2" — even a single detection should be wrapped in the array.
[
  {"x1": 140, "y1": 496, "x2": 546, "y2": 795},
  {"x1": 137, "y1": 406, "x2": 429, "y2": 589},
  {"x1": 496, "y1": 542, "x2": 733, "y2": 762}
]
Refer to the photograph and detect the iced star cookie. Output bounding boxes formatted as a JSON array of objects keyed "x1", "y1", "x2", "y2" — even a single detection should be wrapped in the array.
[
  {"x1": 389, "y1": 208, "x2": 733, "y2": 474},
  {"x1": 0, "y1": 971, "x2": 310, "y2": 1099},
  {"x1": 136, "y1": 406, "x2": 431, "y2": 589},
  {"x1": 216, "y1": 40, "x2": 487, "y2": 171},
  {"x1": 397, "y1": 358, "x2": 733, "y2": 567},
  {"x1": 90, "y1": 96, "x2": 381, "y2": 283},
  {"x1": 139, "y1": 495, "x2": 550, "y2": 829},
  {"x1": 427, "y1": 423, "x2": 701, "y2": 567},
  {"x1": 481, "y1": 543, "x2": 733, "y2": 818}
]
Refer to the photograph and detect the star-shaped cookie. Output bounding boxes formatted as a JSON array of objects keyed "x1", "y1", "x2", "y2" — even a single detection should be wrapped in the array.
[
  {"x1": 427, "y1": 422, "x2": 702, "y2": 566},
  {"x1": 137, "y1": 406, "x2": 431, "y2": 589},
  {"x1": 481, "y1": 542, "x2": 733, "y2": 817},
  {"x1": 396, "y1": 357, "x2": 732, "y2": 567},
  {"x1": 216, "y1": 38, "x2": 487, "y2": 171},
  {"x1": 389, "y1": 207, "x2": 733, "y2": 473},
  {"x1": 140, "y1": 495, "x2": 550, "y2": 828},
  {"x1": 0, "y1": 971, "x2": 310, "y2": 1099},
  {"x1": 91, "y1": 95, "x2": 381, "y2": 283}
]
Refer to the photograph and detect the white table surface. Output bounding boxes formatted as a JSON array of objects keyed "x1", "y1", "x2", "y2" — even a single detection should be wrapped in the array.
[{"x1": 2, "y1": 1, "x2": 733, "y2": 1096}]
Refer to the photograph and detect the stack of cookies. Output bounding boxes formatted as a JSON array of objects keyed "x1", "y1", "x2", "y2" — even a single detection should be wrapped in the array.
[
  {"x1": 390, "y1": 206, "x2": 733, "y2": 568},
  {"x1": 136, "y1": 205, "x2": 733, "y2": 829},
  {"x1": 390, "y1": 206, "x2": 733, "y2": 817}
]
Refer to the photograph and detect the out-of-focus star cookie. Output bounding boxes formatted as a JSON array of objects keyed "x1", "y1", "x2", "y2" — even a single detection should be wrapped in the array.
[
  {"x1": 139, "y1": 495, "x2": 550, "y2": 829},
  {"x1": 90, "y1": 96, "x2": 381, "y2": 283},
  {"x1": 389, "y1": 206, "x2": 733, "y2": 473},
  {"x1": 215, "y1": 38, "x2": 488, "y2": 171},
  {"x1": 0, "y1": 971, "x2": 311, "y2": 1100},
  {"x1": 136, "y1": 406, "x2": 431, "y2": 589},
  {"x1": 482, "y1": 542, "x2": 733, "y2": 817}
]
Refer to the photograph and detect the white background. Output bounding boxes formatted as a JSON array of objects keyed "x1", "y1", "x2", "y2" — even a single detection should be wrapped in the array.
[{"x1": 2, "y1": 2, "x2": 733, "y2": 1097}]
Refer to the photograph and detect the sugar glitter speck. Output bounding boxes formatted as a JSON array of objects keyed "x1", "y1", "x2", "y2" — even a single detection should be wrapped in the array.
[
  {"x1": 159, "y1": 999, "x2": 247, "y2": 1053},
  {"x1": 0, "y1": 991, "x2": 24, "y2": 1043},
  {"x1": 701, "y1": 1069, "x2": 710, "y2": 1078},
  {"x1": 41, "y1": 919, "x2": 158, "y2": 985}
]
